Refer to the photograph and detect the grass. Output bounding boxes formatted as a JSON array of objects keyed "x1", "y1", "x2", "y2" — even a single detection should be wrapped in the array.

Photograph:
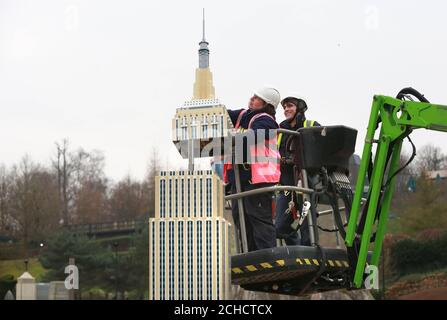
[{"x1": 0, "y1": 258, "x2": 48, "y2": 281}]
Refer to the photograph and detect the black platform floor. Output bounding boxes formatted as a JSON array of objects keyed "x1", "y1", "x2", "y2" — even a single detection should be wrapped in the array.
[{"x1": 231, "y1": 245, "x2": 354, "y2": 295}]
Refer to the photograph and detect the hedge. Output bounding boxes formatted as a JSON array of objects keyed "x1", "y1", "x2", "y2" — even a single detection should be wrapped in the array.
[{"x1": 390, "y1": 232, "x2": 447, "y2": 276}]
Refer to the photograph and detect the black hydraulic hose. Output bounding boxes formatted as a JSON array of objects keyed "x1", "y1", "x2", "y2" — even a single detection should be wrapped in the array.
[
  {"x1": 383, "y1": 136, "x2": 417, "y2": 188},
  {"x1": 325, "y1": 182, "x2": 352, "y2": 238},
  {"x1": 387, "y1": 87, "x2": 425, "y2": 188},
  {"x1": 396, "y1": 87, "x2": 430, "y2": 103}
]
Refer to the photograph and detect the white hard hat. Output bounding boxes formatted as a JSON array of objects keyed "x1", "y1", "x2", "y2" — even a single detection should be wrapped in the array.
[
  {"x1": 254, "y1": 87, "x2": 281, "y2": 110},
  {"x1": 281, "y1": 94, "x2": 308, "y2": 112}
]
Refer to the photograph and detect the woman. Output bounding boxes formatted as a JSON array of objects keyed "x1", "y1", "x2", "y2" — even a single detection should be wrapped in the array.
[{"x1": 223, "y1": 87, "x2": 281, "y2": 251}]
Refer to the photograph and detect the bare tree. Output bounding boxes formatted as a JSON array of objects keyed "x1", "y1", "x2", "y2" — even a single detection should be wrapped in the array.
[
  {"x1": 53, "y1": 144, "x2": 110, "y2": 225},
  {"x1": 9, "y1": 156, "x2": 59, "y2": 254},
  {"x1": 109, "y1": 174, "x2": 146, "y2": 221},
  {"x1": 70, "y1": 148, "x2": 108, "y2": 224},
  {"x1": 415, "y1": 144, "x2": 446, "y2": 172},
  {"x1": 53, "y1": 139, "x2": 72, "y2": 226},
  {"x1": 145, "y1": 147, "x2": 161, "y2": 218},
  {"x1": 0, "y1": 165, "x2": 12, "y2": 234}
]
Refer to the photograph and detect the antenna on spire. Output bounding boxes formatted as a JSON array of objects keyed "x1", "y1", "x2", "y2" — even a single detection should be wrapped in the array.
[
  {"x1": 202, "y1": 8, "x2": 206, "y2": 42},
  {"x1": 198, "y1": 8, "x2": 210, "y2": 69}
]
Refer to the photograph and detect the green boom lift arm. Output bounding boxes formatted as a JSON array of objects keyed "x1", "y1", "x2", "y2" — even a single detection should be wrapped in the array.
[{"x1": 345, "y1": 88, "x2": 447, "y2": 288}]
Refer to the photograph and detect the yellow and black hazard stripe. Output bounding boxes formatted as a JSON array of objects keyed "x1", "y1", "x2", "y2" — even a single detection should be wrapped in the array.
[
  {"x1": 231, "y1": 257, "x2": 349, "y2": 275},
  {"x1": 303, "y1": 120, "x2": 316, "y2": 128}
]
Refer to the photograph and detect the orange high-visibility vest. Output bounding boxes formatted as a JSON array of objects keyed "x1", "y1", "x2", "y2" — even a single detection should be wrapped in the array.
[{"x1": 223, "y1": 110, "x2": 280, "y2": 184}]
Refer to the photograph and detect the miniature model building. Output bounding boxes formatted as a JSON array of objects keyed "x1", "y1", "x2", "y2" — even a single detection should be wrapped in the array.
[{"x1": 149, "y1": 12, "x2": 232, "y2": 300}]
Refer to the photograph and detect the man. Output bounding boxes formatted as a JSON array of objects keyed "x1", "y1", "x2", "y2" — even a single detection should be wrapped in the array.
[
  {"x1": 223, "y1": 87, "x2": 281, "y2": 252},
  {"x1": 275, "y1": 94, "x2": 320, "y2": 246}
]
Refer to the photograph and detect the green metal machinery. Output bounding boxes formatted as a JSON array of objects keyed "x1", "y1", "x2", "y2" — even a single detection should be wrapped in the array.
[{"x1": 346, "y1": 87, "x2": 447, "y2": 288}]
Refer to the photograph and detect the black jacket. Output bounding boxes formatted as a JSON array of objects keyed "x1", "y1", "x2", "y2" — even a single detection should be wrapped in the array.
[{"x1": 278, "y1": 114, "x2": 320, "y2": 186}]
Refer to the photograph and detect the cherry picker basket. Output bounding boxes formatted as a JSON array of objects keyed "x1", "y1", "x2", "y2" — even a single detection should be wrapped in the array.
[{"x1": 289, "y1": 125, "x2": 358, "y2": 175}]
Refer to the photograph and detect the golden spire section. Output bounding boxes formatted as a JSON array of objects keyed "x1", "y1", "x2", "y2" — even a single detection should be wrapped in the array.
[{"x1": 193, "y1": 68, "x2": 215, "y2": 100}]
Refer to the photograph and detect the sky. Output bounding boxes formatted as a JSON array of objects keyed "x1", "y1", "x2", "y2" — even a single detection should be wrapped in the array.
[{"x1": 1, "y1": 0, "x2": 447, "y2": 182}]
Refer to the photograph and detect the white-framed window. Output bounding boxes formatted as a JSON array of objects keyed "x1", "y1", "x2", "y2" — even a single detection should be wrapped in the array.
[
  {"x1": 159, "y1": 221, "x2": 165, "y2": 300},
  {"x1": 220, "y1": 115, "x2": 224, "y2": 136},
  {"x1": 211, "y1": 114, "x2": 218, "y2": 137},
  {"x1": 178, "y1": 221, "x2": 184, "y2": 299},
  {"x1": 187, "y1": 178, "x2": 191, "y2": 218},
  {"x1": 169, "y1": 221, "x2": 175, "y2": 299},
  {"x1": 206, "y1": 178, "x2": 212, "y2": 217},
  {"x1": 199, "y1": 178, "x2": 203, "y2": 218},
  {"x1": 187, "y1": 221, "x2": 193, "y2": 299},
  {"x1": 206, "y1": 221, "x2": 212, "y2": 299},
  {"x1": 151, "y1": 221, "x2": 156, "y2": 299},
  {"x1": 202, "y1": 115, "x2": 208, "y2": 139},
  {"x1": 175, "y1": 179, "x2": 178, "y2": 218},
  {"x1": 194, "y1": 179, "x2": 197, "y2": 218},
  {"x1": 197, "y1": 221, "x2": 203, "y2": 300},
  {"x1": 181, "y1": 178, "x2": 184, "y2": 218},
  {"x1": 181, "y1": 116, "x2": 187, "y2": 140},
  {"x1": 168, "y1": 179, "x2": 172, "y2": 218},
  {"x1": 191, "y1": 116, "x2": 198, "y2": 139},
  {"x1": 160, "y1": 180, "x2": 166, "y2": 218}
]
